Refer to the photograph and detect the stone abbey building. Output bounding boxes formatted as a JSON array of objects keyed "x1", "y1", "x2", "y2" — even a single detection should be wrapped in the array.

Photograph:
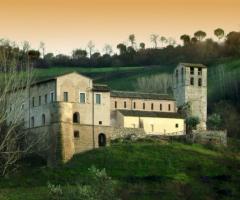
[{"x1": 6, "y1": 63, "x2": 207, "y2": 165}]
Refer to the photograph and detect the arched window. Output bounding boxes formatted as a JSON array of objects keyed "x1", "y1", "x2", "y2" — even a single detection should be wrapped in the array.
[
  {"x1": 73, "y1": 112, "x2": 80, "y2": 123},
  {"x1": 98, "y1": 133, "x2": 106, "y2": 147},
  {"x1": 42, "y1": 114, "x2": 46, "y2": 125}
]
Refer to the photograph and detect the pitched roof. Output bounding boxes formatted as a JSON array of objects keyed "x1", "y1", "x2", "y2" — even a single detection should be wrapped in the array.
[
  {"x1": 111, "y1": 90, "x2": 174, "y2": 101},
  {"x1": 118, "y1": 110, "x2": 184, "y2": 119},
  {"x1": 92, "y1": 84, "x2": 110, "y2": 92},
  {"x1": 180, "y1": 63, "x2": 207, "y2": 68},
  {"x1": 32, "y1": 71, "x2": 92, "y2": 86}
]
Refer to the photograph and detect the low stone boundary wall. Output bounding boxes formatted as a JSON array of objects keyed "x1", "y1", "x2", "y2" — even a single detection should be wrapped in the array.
[
  {"x1": 189, "y1": 130, "x2": 227, "y2": 146},
  {"x1": 111, "y1": 127, "x2": 146, "y2": 140}
]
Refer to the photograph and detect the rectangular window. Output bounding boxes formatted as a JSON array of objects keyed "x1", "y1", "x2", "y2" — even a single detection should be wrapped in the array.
[
  {"x1": 190, "y1": 67, "x2": 194, "y2": 75},
  {"x1": 50, "y1": 92, "x2": 54, "y2": 103},
  {"x1": 95, "y1": 94, "x2": 101, "y2": 104},
  {"x1": 190, "y1": 77, "x2": 194, "y2": 86},
  {"x1": 99, "y1": 121, "x2": 102, "y2": 125},
  {"x1": 32, "y1": 97, "x2": 35, "y2": 107},
  {"x1": 64, "y1": 92, "x2": 68, "y2": 102},
  {"x1": 133, "y1": 102, "x2": 136, "y2": 109},
  {"x1": 198, "y1": 78, "x2": 202, "y2": 87},
  {"x1": 115, "y1": 101, "x2": 117, "y2": 108},
  {"x1": 198, "y1": 68, "x2": 202, "y2": 75},
  {"x1": 45, "y1": 94, "x2": 48, "y2": 104},
  {"x1": 74, "y1": 131, "x2": 80, "y2": 138},
  {"x1": 124, "y1": 101, "x2": 127, "y2": 108},
  {"x1": 151, "y1": 103, "x2": 154, "y2": 110},
  {"x1": 31, "y1": 116, "x2": 34, "y2": 128},
  {"x1": 80, "y1": 93, "x2": 86, "y2": 103},
  {"x1": 160, "y1": 104, "x2": 162, "y2": 111},
  {"x1": 168, "y1": 104, "x2": 171, "y2": 111},
  {"x1": 175, "y1": 123, "x2": 179, "y2": 128},
  {"x1": 39, "y1": 96, "x2": 41, "y2": 106},
  {"x1": 143, "y1": 102, "x2": 145, "y2": 110}
]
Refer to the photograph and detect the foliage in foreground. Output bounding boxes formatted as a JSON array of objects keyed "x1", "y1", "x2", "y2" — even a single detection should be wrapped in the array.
[{"x1": 48, "y1": 166, "x2": 119, "y2": 200}]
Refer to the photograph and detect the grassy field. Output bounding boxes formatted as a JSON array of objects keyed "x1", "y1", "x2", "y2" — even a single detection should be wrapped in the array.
[{"x1": 0, "y1": 140, "x2": 239, "y2": 200}]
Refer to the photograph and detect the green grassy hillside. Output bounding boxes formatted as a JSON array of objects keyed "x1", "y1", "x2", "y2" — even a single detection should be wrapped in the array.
[{"x1": 0, "y1": 141, "x2": 239, "y2": 200}]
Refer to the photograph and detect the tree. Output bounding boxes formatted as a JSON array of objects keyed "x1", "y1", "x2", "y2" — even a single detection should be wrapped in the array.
[
  {"x1": 167, "y1": 37, "x2": 176, "y2": 46},
  {"x1": 0, "y1": 40, "x2": 46, "y2": 176},
  {"x1": 72, "y1": 49, "x2": 88, "y2": 59},
  {"x1": 116, "y1": 43, "x2": 127, "y2": 55},
  {"x1": 194, "y1": 30, "x2": 207, "y2": 41},
  {"x1": 180, "y1": 34, "x2": 191, "y2": 46},
  {"x1": 186, "y1": 116, "x2": 200, "y2": 134},
  {"x1": 214, "y1": 28, "x2": 225, "y2": 41},
  {"x1": 139, "y1": 42, "x2": 145, "y2": 50},
  {"x1": 207, "y1": 113, "x2": 222, "y2": 130},
  {"x1": 150, "y1": 34, "x2": 159, "y2": 48},
  {"x1": 39, "y1": 41, "x2": 45, "y2": 58},
  {"x1": 128, "y1": 34, "x2": 136, "y2": 48},
  {"x1": 87, "y1": 41, "x2": 95, "y2": 58},
  {"x1": 102, "y1": 44, "x2": 113, "y2": 55},
  {"x1": 160, "y1": 36, "x2": 167, "y2": 47},
  {"x1": 191, "y1": 37, "x2": 198, "y2": 44}
]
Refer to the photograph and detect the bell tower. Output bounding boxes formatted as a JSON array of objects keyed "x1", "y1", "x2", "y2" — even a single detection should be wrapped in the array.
[{"x1": 173, "y1": 63, "x2": 207, "y2": 130}]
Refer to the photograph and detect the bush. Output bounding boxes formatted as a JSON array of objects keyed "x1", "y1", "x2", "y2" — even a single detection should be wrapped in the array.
[{"x1": 48, "y1": 166, "x2": 119, "y2": 200}]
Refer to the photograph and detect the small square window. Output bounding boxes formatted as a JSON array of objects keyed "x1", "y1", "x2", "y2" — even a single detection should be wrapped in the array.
[
  {"x1": 175, "y1": 124, "x2": 179, "y2": 128},
  {"x1": 99, "y1": 121, "x2": 102, "y2": 125},
  {"x1": 74, "y1": 131, "x2": 80, "y2": 138},
  {"x1": 198, "y1": 68, "x2": 202, "y2": 75}
]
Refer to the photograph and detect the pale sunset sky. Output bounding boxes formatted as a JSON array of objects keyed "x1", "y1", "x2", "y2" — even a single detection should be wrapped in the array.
[{"x1": 0, "y1": 0, "x2": 239, "y2": 55}]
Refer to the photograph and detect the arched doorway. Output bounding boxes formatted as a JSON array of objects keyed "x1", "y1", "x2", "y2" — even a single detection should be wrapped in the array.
[
  {"x1": 98, "y1": 133, "x2": 106, "y2": 147},
  {"x1": 73, "y1": 112, "x2": 80, "y2": 123}
]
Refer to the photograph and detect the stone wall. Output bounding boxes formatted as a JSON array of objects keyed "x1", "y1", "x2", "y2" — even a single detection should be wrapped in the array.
[
  {"x1": 111, "y1": 127, "x2": 146, "y2": 140},
  {"x1": 190, "y1": 130, "x2": 227, "y2": 146}
]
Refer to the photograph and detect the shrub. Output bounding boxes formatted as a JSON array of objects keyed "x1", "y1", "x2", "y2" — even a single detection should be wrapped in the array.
[{"x1": 48, "y1": 166, "x2": 119, "y2": 200}]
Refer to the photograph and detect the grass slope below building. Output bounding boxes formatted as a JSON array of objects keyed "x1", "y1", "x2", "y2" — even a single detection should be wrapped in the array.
[{"x1": 0, "y1": 140, "x2": 239, "y2": 200}]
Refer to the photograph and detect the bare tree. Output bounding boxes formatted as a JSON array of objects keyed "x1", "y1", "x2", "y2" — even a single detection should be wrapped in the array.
[
  {"x1": 135, "y1": 74, "x2": 173, "y2": 94},
  {"x1": 39, "y1": 41, "x2": 45, "y2": 58},
  {"x1": 160, "y1": 36, "x2": 167, "y2": 47},
  {"x1": 103, "y1": 44, "x2": 113, "y2": 55},
  {"x1": 150, "y1": 34, "x2": 159, "y2": 48},
  {"x1": 87, "y1": 41, "x2": 95, "y2": 58},
  {"x1": 0, "y1": 39, "x2": 46, "y2": 176}
]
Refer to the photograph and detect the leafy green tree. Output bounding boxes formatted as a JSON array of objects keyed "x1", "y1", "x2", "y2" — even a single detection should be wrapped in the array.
[
  {"x1": 72, "y1": 49, "x2": 87, "y2": 59},
  {"x1": 150, "y1": 34, "x2": 159, "y2": 48},
  {"x1": 128, "y1": 34, "x2": 136, "y2": 48},
  {"x1": 139, "y1": 42, "x2": 145, "y2": 49},
  {"x1": 186, "y1": 116, "x2": 200, "y2": 134},
  {"x1": 191, "y1": 37, "x2": 198, "y2": 44},
  {"x1": 214, "y1": 28, "x2": 225, "y2": 41},
  {"x1": 116, "y1": 43, "x2": 127, "y2": 55},
  {"x1": 207, "y1": 113, "x2": 222, "y2": 130},
  {"x1": 194, "y1": 30, "x2": 207, "y2": 41},
  {"x1": 180, "y1": 34, "x2": 190, "y2": 46}
]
